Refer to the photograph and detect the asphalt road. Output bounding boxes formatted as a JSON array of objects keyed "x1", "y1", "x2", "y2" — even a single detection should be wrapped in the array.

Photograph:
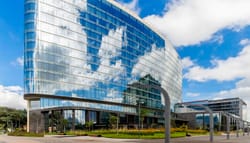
[{"x1": 1, "y1": 134, "x2": 250, "y2": 143}]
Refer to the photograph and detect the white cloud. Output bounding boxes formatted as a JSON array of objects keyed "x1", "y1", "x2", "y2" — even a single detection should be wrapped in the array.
[
  {"x1": 132, "y1": 45, "x2": 166, "y2": 83},
  {"x1": 37, "y1": 0, "x2": 89, "y2": 93},
  {"x1": 94, "y1": 27, "x2": 126, "y2": 82},
  {"x1": 0, "y1": 85, "x2": 26, "y2": 109},
  {"x1": 186, "y1": 92, "x2": 200, "y2": 97},
  {"x1": 184, "y1": 40, "x2": 250, "y2": 82},
  {"x1": 131, "y1": 44, "x2": 182, "y2": 106},
  {"x1": 11, "y1": 56, "x2": 23, "y2": 67},
  {"x1": 30, "y1": 1, "x2": 128, "y2": 99},
  {"x1": 119, "y1": 0, "x2": 141, "y2": 15},
  {"x1": 183, "y1": 40, "x2": 250, "y2": 120},
  {"x1": 215, "y1": 84, "x2": 250, "y2": 120},
  {"x1": 181, "y1": 57, "x2": 194, "y2": 69},
  {"x1": 16, "y1": 57, "x2": 24, "y2": 66},
  {"x1": 104, "y1": 89, "x2": 123, "y2": 103},
  {"x1": 240, "y1": 38, "x2": 250, "y2": 46},
  {"x1": 144, "y1": 0, "x2": 250, "y2": 46}
]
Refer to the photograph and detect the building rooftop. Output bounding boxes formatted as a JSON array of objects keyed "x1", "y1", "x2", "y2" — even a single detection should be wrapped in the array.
[{"x1": 180, "y1": 97, "x2": 247, "y2": 106}]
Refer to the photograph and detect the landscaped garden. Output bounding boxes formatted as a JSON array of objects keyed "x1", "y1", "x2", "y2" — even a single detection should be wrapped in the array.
[
  {"x1": 0, "y1": 108, "x2": 211, "y2": 139},
  {"x1": 54, "y1": 127, "x2": 209, "y2": 139}
]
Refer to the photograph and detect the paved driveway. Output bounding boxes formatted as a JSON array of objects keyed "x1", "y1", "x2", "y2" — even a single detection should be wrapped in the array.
[{"x1": 1, "y1": 134, "x2": 250, "y2": 143}]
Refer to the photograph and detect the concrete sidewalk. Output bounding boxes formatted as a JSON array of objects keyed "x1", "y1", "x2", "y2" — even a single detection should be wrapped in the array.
[{"x1": 1, "y1": 134, "x2": 250, "y2": 143}]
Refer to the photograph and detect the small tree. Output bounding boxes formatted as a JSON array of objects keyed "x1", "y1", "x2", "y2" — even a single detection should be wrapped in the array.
[
  {"x1": 61, "y1": 119, "x2": 68, "y2": 133},
  {"x1": 140, "y1": 108, "x2": 149, "y2": 129},
  {"x1": 85, "y1": 121, "x2": 94, "y2": 131},
  {"x1": 109, "y1": 114, "x2": 118, "y2": 129},
  {"x1": 0, "y1": 107, "x2": 26, "y2": 132}
]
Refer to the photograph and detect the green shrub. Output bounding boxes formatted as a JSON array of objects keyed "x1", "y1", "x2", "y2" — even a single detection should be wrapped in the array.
[
  {"x1": 187, "y1": 129, "x2": 207, "y2": 134},
  {"x1": 8, "y1": 130, "x2": 44, "y2": 137}
]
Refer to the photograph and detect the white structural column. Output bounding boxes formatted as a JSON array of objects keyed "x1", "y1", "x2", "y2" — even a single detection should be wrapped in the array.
[
  {"x1": 27, "y1": 100, "x2": 31, "y2": 133},
  {"x1": 236, "y1": 119, "x2": 239, "y2": 137},
  {"x1": 226, "y1": 116, "x2": 230, "y2": 140},
  {"x1": 248, "y1": 122, "x2": 249, "y2": 136},
  {"x1": 243, "y1": 121, "x2": 245, "y2": 136}
]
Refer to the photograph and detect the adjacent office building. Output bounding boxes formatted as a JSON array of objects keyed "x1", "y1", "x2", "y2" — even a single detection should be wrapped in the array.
[
  {"x1": 24, "y1": 0, "x2": 182, "y2": 132},
  {"x1": 174, "y1": 98, "x2": 247, "y2": 130}
]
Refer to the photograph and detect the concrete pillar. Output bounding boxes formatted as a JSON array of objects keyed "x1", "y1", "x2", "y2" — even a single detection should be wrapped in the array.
[
  {"x1": 203, "y1": 113, "x2": 205, "y2": 130},
  {"x1": 60, "y1": 110, "x2": 64, "y2": 132},
  {"x1": 51, "y1": 110, "x2": 54, "y2": 132},
  {"x1": 126, "y1": 114, "x2": 129, "y2": 125},
  {"x1": 219, "y1": 113, "x2": 222, "y2": 131},
  {"x1": 96, "y1": 111, "x2": 100, "y2": 124},
  {"x1": 209, "y1": 112, "x2": 214, "y2": 143},
  {"x1": 236, "y1": 119, "x2": 239, "y2": 137},
  {"x1": 28, "y1": 110, "x2": 44, "y2": 133},
  {"x1": 248, "y1": 122, "x2": 249, "y2": 136},
  {"x1": 243, "y1": 121, "x2": 245, "y2": 136},
  {"x1": 226, "y1": 116, "x2": 230, "y2": 140},
  {"x1": 72, "y1": 109, "x2": 75, "y2": 131},
  {"x1": 85, "y1": 110, "x2": 89, "y2": 122},
  {"x1": 116, "y1": 113, "x2": 119, "y2": 135},
  {"x1": 27, "y1": 100, "x2": 31, "y2": 133}
]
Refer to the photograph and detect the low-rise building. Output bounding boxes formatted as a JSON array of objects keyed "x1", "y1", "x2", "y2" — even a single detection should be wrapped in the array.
[{"x1": 174, "y1": 98, "x2": 247, "y2": 130}]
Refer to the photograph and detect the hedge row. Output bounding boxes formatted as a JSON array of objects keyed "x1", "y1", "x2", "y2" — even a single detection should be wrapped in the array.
[{"x1": 8, "y1": 131, "x2": 44, "y2": 137}]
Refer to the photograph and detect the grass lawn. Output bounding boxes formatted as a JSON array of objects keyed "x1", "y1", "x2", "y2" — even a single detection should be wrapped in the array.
[
  {"x1": 65, "y1": 129, "x2": 187, "y2": 139},
  {"x1": 102, "y1": 132, "x2": 186, "y2": 139},
  {"x1": 49, "y1": 128, "x2": 209, "y2": 139},
  {"x1": 8, "y1": 131, "x2": 44, "y2": 137}
]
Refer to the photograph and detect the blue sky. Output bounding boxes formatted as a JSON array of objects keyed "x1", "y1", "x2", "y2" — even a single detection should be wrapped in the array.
[
  {"x1": 0, "y1": 0, "x2": 23, "y2": 86},
  {"x1": 1, "y1": 0, "x2": 250, "y2": 119}
]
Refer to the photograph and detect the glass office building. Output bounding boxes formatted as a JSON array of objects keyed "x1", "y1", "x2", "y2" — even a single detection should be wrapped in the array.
[{"x1": 24, "y1": 0, "x2": 182, "y2": 132}]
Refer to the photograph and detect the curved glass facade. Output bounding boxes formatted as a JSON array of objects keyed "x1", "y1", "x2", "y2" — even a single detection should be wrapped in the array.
[{"x1": 24, "y1": 0, "x2": 182, "y2": 123}]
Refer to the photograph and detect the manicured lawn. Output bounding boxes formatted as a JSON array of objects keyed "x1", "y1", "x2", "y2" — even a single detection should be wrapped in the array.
[
  {"x1": 65, "y1": 129, "x2": 188, "y2": 139},
  {"x1": 102, "y1": 132, "x2": 186, "y2": 139},
  {"x1": 8, "y1": 131, "x2": 44, "y2": 137},
  {"x1": 48, "y1": 128, "x2": 209, "y2": 139}
]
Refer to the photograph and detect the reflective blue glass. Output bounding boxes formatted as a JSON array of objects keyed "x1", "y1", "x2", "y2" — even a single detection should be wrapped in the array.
[
  {"x1": 24, "y1": 0, "x2": 182, "y2": 115},
  {"x1": 25, "y1": 2, "x2": 36, "y2": 11}
]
